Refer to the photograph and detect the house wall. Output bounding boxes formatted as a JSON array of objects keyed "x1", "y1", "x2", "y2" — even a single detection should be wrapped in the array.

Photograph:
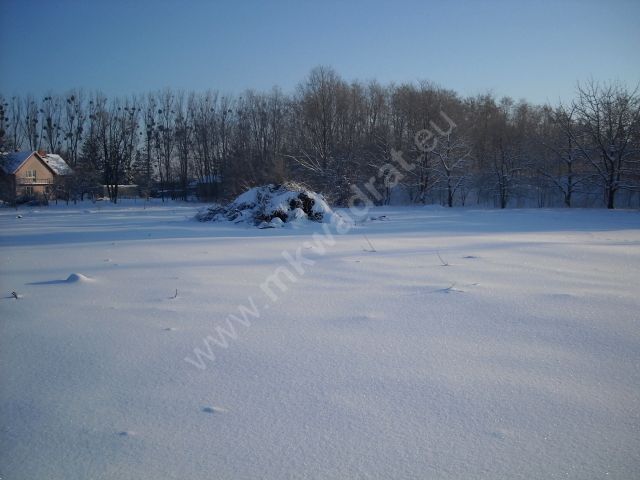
[{"x1": 14, "y1": 154, "x2": 55, "y2": 197}]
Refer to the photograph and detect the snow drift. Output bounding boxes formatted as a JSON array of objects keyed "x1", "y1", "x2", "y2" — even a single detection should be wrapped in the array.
[
  {"x1": 196, "y1": 183, "x2": 340, "y2": 228},
  {"x1": 65, "y1": 273, "x2": 93, "y2": 283}
]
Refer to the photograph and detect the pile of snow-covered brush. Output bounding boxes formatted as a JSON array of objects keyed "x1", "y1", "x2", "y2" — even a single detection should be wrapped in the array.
[{"x1": 196, "y1": 183, "x2": 339, "y2": 228}]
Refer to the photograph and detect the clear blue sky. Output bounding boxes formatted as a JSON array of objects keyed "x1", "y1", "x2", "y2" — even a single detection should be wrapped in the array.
[{"x1": 1, "y1": 0, "x2": 639, "y2": 104}]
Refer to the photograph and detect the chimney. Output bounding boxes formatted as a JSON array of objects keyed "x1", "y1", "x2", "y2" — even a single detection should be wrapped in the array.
[{"x1": 37, "y1": 149, "x2": 47, "y2": 157}]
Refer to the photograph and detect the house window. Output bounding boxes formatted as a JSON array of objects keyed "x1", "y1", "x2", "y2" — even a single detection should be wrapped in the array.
[
  {"x1": 25, "y1": 186, "x2": 34, "y2": 196},
  {"x1": 25, "y1": 169, "x2": 36, "y2": 180}
]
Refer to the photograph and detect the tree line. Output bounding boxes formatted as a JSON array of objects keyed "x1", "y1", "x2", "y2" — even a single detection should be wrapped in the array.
[{"x1": 1, "y1": 67, "x2": 639, "y2": 208}]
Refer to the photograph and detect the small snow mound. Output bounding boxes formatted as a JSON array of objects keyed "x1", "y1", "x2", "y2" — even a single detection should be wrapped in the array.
[
  {"x1": 66, "y1": 273, "x2": 93, "y2": 283},
  {"x1": 196, "y1": 183, "x2": 341, "y2": 227}
]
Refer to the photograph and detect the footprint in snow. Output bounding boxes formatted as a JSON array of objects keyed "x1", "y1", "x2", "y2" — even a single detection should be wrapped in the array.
[
  {"x1": 544, "y1": 293, "x2": 576, "y2": 300},
  {"x1": 118, "y1": 430, "x2": 136, "y2": 437},
  {"x1": 487, "y1": 428, "x2": 511, "y2": 440},
  {"x1": 202, "y1": 406, "x2": 227, "y2": 414},
  {"x1": 352, "y1": 313, "x2": 378, "y2": 321},
  {"x1": 432, "y1": 283, "x2": 466, "y2": 294},
  {"x1": 164, "y1": 327, "x2": 177, "y2": 331}
]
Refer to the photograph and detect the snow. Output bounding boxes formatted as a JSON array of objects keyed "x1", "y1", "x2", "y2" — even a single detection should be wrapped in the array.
[
  {"x1": 1, "y1": 202, "x2": 639, "y2": 479},
  {"x1": 196, "y1": 183, "x2": 343, "y2": 227},
  {"x1": 42, "y1": 153, "x2": 73, "y2": 176},
  {"x1": 64, "y1": 273, "x2": 93, "y2": 283}
]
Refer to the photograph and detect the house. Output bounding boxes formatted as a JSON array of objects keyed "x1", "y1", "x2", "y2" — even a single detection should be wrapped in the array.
[{"x1": 0, "y1": 150, "x2": 73, "y2": 203}]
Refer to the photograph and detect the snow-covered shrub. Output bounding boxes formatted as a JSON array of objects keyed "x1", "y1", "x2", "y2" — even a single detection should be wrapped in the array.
[{"x1": 196, "y1": 183, "x2": 339, "y2": 227}]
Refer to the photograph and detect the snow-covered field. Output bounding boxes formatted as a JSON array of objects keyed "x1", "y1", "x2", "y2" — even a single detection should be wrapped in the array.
[{"x1": 1, "y1": 202, "x2": 639, "y2": 479}]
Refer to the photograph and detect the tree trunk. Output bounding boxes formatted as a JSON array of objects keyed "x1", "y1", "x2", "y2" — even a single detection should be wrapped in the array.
[{"x1": 607, "y1": 188, "x2": 615, "y2": 209}]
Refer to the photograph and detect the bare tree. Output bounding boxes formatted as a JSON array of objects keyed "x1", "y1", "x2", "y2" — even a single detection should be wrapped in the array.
[
  {"x1": 432, "y1": 131, "x2": 472, "y2": 207},
  {"x1": 190, "y1": 91, "x2": 220, "y2": 197},
  {"x1": 571, "y1": 80, "x2": 640, "y2": 208},
  {"x1": 61, "y1": 90, "x2": 85, "y2": 168},
  {"x1": 174, "y1": 92, "x2": 192, "y2": 200},
  {"x1": 155, "y1": 89, "x2": 177, "y2": 200},
  {"x1": 41, "y1": 94, "x2": 63, "y2": 153},
  {"x1": 96, "y1": 97, "x2": 139, "y2": 203},
  {"x1": 4, "y1": 96, "x2": 25, "y2": 151},
  {"x1": 535, "y1": 105, "x2": 590, "y2": 207},
  {"x1": 140, "y1": 93, "x2": 157, "y2": 198},
  {"x1": 22, "y1": 96, "x2": 42, "y2": 151},
  {"x1": 294, "y1": 66, "x2": 342, "y2": 190},
  {"x1": 485, "y1": 98, "x2": 525, "y2": 209}
]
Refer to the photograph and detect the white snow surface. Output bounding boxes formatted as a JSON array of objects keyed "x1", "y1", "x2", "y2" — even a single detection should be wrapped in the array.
[{"x1": 1, "y1": 201, "x2": 640, "y2": 479}]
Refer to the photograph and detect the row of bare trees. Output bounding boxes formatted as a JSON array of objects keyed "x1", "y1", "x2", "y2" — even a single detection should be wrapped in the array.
[{"x1": 1, "y1": 68, "x2": 639, "y2": 207}]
